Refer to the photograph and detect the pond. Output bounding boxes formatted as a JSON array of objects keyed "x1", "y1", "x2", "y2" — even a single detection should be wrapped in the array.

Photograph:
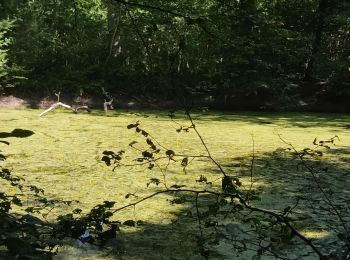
[{"x1": 1, "y1": 108, "x2": 350, "y2": 259}]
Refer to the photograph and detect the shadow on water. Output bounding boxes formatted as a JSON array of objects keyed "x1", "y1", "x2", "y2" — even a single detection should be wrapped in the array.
[
  {"x1": 1, "y1": 152, "x2": 349, "y2": 259},
  {"x1": 192, "y1": 111, "x2": 350, "y2": 129},
  {"x1": 87, "y1": 109, "x2": 350, "y2": 129},
  {"x1": 50, "y1": 145, "x2": 350, "y2": 259},
  {"x1": 0, "y1": 129, "x2": 35, "y2": 138},
  {"x1": 30, "y1": 105, "x2": 350, "y2": 130}
]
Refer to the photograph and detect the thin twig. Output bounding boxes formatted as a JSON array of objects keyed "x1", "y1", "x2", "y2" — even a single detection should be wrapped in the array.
[
  {"x1": 278, "y1": 133, "x2": 349, "y2": 237},
  {"x1": 185, "y1": 111, "x2": 227, "y2": 177},
  {"x1": 125, "y1": 6, "x2": 151, "y2": 57},
  {"x1": 246, "y1": 134, "x2": 255, "y2": 201},
  {"x1": 195, "y1": 192, "x2": 208, "y2": 260},
  {"x1": 195, "y1": 192, "x2": 204, "y2": 239},
  {"x1": 105, "y1": 2, "x2": 122, "y2": 65}
]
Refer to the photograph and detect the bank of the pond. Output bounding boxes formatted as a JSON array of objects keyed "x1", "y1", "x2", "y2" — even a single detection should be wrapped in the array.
[{"x1": 1, "y1": 93, "x2": 350, "y2": 113}]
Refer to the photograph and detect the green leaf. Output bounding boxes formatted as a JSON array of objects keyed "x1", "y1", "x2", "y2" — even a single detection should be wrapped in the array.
[
  {"x1": 12, "y1": 197, "x2": 22, "y2": 206},
  {"x1": 102, "y1": 156, "x2": 111, "y2": 166},
  {"x1": 141, "y1": 130, "x2": 149, "y2": 137},
  {"x1": 147, "y1": 178, "x2": 160, "y2": 187},
  {"x1": 125, "y1": 193, "x2": 134, "y2": 199},
  {"x1": 222, "y1": 176, "x2": 236, "y2": 192},
  {"x1": 103, "y1": 201, "x2": 115, "y2": 208},
  {"x1": 25, "y1": 207, "x2": 35, "y2": 213},
  {"x1": 28, "y1": 185, "x2": 44, "y2": 194},
  {"x1": 73, "y1": 208, "x2": 82, "y2": 214},
  {"x1": 142, "y1": 151, "x2": 153, "y2": 158},
  {"x1": 127, "y1": 122, "x2": 139, "y2": 129},
  {"x1": 129, "y1": 141, "x2": 138, "y2": 146},
  {"x1": 113, "y1": 154, "x2": 122, "y2": 160},
  {"x1": 166, "y1": 150, "x2": 175, "y2": 157},
  {"x1": 181, "y1": 157, "x2": 188, "y2": 167},
  {"x1": 103, "y1": 151, "x2": 115, "y2": 156}
]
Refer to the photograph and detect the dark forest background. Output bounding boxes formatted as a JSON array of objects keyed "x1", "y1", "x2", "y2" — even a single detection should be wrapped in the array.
[{"x1": 1, "y1": 0, "x2": 349, "y2": 111}]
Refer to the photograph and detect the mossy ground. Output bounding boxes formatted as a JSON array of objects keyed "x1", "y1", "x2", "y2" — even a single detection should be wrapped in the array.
[{"x1": 1, "y1": 108, "x2": 349, "y2": 259}]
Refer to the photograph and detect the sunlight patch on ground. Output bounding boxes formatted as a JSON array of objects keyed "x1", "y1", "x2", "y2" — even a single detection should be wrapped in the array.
[{"x1": 301, "y1": 229, "x2": 329, "y2": 239}]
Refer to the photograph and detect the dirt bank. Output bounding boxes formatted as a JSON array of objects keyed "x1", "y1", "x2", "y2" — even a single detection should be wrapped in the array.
[{"x1": 0, "y1": 96, "x2": 30, "y2": 108}]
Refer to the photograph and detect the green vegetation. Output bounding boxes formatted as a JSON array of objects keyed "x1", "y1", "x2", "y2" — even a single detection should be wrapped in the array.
[
  {"x1": 1, "y1": 1, "x2": 350, "y2": 258},
  {"x1": 0, "y1": 0, "x2": 349, "y2": 110},
  {"x1": 1, "y1": 109, "x2": 350, "y2": 259}
]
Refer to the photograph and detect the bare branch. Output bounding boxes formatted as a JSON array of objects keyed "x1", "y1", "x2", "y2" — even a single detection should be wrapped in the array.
[
  {"x1": 246, "y1": 134, "x2": 255, "y2": 201},
  {"x1": 39, "y1": 102, "x2": 75, "y2": 117},
  {"x1": 103, "y1": 113, "x2": 327, "y2": 259},
  {"x1": 39, "y1": 102, "x2": 90, "y2": 117},
  {"x1": 111, "y1": 0, "x2": 193, "y2": 19},
  {"x1": 278, "y1": 133, "x2": 350, "y2": 238},
  {"x1": 110, "y1": 187, "x2": 325, "y2": 258},
  {"x1": 185, "y1": 111, "x2": 227, "y2": 177},
  {"x1": 126, "y1": 6, "x2": 151, "y2": 57}
]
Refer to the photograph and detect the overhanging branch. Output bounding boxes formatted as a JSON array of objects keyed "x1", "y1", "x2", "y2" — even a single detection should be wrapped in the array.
[
  {"x1": 111, "y1": 0, "x2": 194, "y2": 19},
  {"x1": 111, "y1": 0, "x2": 226, "y2": 44}
]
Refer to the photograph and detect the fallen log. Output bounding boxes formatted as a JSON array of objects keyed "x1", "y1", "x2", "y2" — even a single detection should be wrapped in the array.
[{"x1": 39, "y1": 102, "x2": 90, "y2": 117}]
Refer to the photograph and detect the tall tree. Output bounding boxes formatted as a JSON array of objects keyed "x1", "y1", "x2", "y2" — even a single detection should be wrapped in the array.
[{"x1": 304, "y1": 0, "x2": 336, "y2": 83}]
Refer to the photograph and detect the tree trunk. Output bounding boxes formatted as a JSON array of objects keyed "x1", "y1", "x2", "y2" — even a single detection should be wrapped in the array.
[
  {"x1": 304, "y1": 0, "x2": 335, "y2": 82},
  {"x1": 105, "y1": 0, "x2": 122, "y2": 64}
]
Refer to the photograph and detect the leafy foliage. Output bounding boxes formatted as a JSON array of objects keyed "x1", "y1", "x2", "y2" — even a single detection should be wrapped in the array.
[
  {"x1": 0, "y1": 130, "x2": 57, "y2": 258},
  {"x1": 1, "y1": 0, "x2": 349, "y2": 109},
  {"x1": 0, "y1": 129, "x2": 121, "y2": 258},
  {"x1": 0, "y1": 18, "x2": 24, "y2": 90}
]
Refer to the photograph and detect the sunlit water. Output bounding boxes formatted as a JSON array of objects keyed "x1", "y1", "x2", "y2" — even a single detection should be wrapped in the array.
[{"x1": 1, "y1": 109, "x2": 349, "y2": 259}]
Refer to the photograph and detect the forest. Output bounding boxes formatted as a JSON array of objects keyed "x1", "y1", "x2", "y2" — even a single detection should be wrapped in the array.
[
  {"x1": 0, "y1": 0, "x2": 349, "y2": 110},
  {"x1": 1, "y1": 1, "x2": 350, "y2": 260}
]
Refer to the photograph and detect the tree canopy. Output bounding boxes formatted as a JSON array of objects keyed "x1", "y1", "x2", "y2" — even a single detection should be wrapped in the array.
[{"x1": 0, "y1": 0, "x2": 349, "y2": 110}]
